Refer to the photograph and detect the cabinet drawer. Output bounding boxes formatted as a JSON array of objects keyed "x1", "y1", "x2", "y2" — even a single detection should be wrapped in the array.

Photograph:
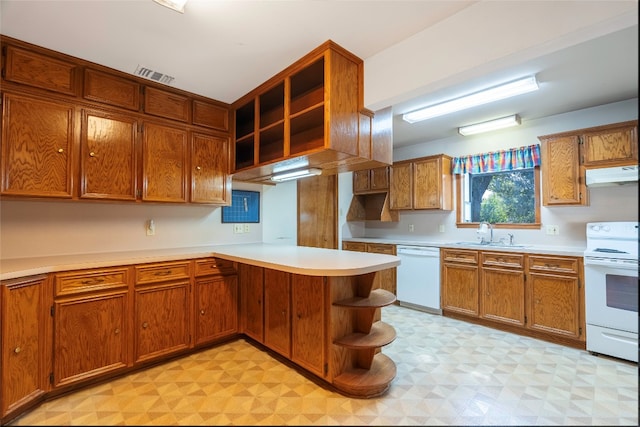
[
  {"x1": 54, "y1": 267, "x2": 130, "y2": 297},
  {"x1": 481, "y1": 252, "x2": 524, "y2": 269},
  {"x1": 442, "y1": 249, "x2": 478, "y2": 264},
  {"x1": 135, "y1": 261, "x2": 191, "y2": 285},
  {"x1": 367, "y1": 243, "x2": 396, "y2": 255},
  {"x1": 194, "y1": 258, "x2": 235, "y2": 277},
  {"x1": 143, "y1": 86, "x2": 190, "y2": 122},
  {"x1": 3, "y1": 44, "x2": 78, "y2": 96},
  {"x1": 83, "y1": 68, "x2": 141, "y2": 110},
  {"x1": 342, "y1": 241, "x2": 366, "y2": 252},
  {"x1": 192, "y1": 99, "x2": 229, "y2": 131},
  {"x1": 528, "y1": 256, "x2": 580, "y2": 275}
]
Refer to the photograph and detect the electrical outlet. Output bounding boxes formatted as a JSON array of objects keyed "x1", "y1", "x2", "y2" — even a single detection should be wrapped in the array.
[
  {"x1": 146, "y1": 219, "x2": 155, "y2": 236},
  {"x1": 546, "y1": 225, "x2": 559, "y2": 235},
  {"x1": 233, "y1": 224, "x2": 243, "y2": 234},
  {"x1": 244, "y1": 224, "x2": 250, "y2": 233},
  {"x1": 408, "y1": 224, "x2": 414, "y2": 232},
  {"x1": 438, "y1": 224, "x2": 445, "y2": 233}
]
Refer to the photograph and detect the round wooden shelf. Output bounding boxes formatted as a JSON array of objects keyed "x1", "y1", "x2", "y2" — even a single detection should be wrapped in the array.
[
  {"x1": 333, "y1": 289, "x2": 396, "y2": 308},
  {"x1": 332, "y1": 353, "x2": 397, "y2": 398},
  {"x1": 333, "y1": 321, "x2": 396, "y2": 349}
]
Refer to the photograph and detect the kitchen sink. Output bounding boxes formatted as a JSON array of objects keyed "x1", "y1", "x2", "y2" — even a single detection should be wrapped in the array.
[{"x1": 453, "y1": 241, "x2": 530, "y2": 249}]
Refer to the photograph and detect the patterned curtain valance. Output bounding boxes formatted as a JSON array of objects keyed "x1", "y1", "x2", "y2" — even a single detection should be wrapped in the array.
[{"x1": 452, "y1": 144, "x2": 541, "y2": 174}]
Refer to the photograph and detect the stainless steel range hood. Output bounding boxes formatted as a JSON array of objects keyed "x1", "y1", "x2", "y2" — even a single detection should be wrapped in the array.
[{"x1": 585, "y1": 165, "x2": 639, "y2": 187}]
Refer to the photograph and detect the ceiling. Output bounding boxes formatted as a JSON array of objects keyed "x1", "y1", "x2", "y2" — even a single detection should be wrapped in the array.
[{"x1": 1, "y1": 1, "x2": 638, "y2": 148}]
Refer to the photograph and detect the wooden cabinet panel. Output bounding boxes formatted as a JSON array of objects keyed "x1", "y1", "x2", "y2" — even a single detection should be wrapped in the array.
[
  {"x1": 366, "y1": 243, "x2": 397, "y2": 295},
  {"x1": 539, "y1": 135, "x2": 585, "y2": 206},
  {"x1": 141, "y1": 122, "x2": 188, "y2": 203},
  {"x1": 480, "y1": 267, "x2": 525, "y2": 326},
  {"x1": 3, "y1": 44, "x2": 78, "y2": 96},
  {"x1": 352, "y1": 169, "x2": 370, "y2": 194},
  {"x1": 83, "y1": 68, "x2": 140, "y2": 111},
  {"x1": 193, "y1": 100, "x2": 229, "y2": 132},
  {"x1": 143, "y1": 86, "x2": 190, "y2": 122},
  {"x1": 342, "y1": 241, "x2": 367, "y2": 252},
  {"x1": 389, "y1": 162, "x2": 412, "y2": 210},
  {"x1": 1, "y1": 275, "x2": 52, "y2": 420},
  {"x1": 239, "y1": 263, "x2": 264, "y2": 342},
  {"x1": 194, "y1": 275, "x2": 238, "y2": 346},
  {"x1": 134, "y1": 280, "x2": 190, "y2": 364},
  {"x1": 1, "y1": 92, "x2": 74, "y2": 198},
  {"x1": 291, "y1": 275, "x2": 326, "y2": 378},
  {"x1": 581, "y1": 121, "x2": 637, "y2": 167},
  {"x1": 353, "y1": 167, "x2": 389, "y2": 194},
  {"x1": 264, "y1": 269, "x2": 291, "y2": 358},
  {"x1": 79, "y1": 109, "x2": 138, "y2": 200},
  {"x1": 297, "y1": 174, "x2": 337, "y2": 249},
  {"x1": 53, "y1": 292, "x2": 129, "y2": 387},
  {"x1": 390, "y1": 155, "x2": 452, "y2": 210},
  {"x1": 54, "y1": 267, "x2": 129, "y2": 297},
  {"x1": 135, "y1": 261, "x2": 190, "y2": 285},
  {"x1": 441, "y1": 249, "x2": 479, "y2": 316},
  {"x1": 190, "y1": 132, "x2": 231, "y2": 204}
]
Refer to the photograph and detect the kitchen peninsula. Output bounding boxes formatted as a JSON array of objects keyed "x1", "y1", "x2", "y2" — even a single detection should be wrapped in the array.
[{"x1": 0, "y1": 244, "x2": 400, "y2": 423}]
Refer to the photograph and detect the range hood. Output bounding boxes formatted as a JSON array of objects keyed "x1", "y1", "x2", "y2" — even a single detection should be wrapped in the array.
[{"x1": 585, "y1": 165, "x2": 638, "y2": 187}]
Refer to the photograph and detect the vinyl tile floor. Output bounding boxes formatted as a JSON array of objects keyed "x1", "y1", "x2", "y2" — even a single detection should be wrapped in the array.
[{"x1": 8, "y1": 304, "x2": 638, "y2": 426}]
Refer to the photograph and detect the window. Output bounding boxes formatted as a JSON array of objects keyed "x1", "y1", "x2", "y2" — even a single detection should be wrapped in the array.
[{"x1": 453, "y1": 145, "x2": 541, "y2": 229}]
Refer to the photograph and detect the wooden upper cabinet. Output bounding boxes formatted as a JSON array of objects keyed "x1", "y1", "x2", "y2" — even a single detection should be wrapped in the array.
[
  {"x1": 83, "y1": 68, "x2": 141, "y2": 111},
  {"x1": 143, "y1": 86, "x2": 190, "y2": 123},
  {"x1": 3, "y1": 44, "x2": 78, "y2": 96},
  {"x1": 80, "y1": 109, "x2": 138, "y2": 201},
  {"x1": 580, "y1": 120, "x2": 638, "y2": 167},
  {"x1": 141, "y1": 122, "x2": 188, "y2": 203},
  {"x1": 353, "y1": 166, "x2": 389, "y2": 194},
  {"x1": 389, "y1": 162, "x2": 412, "y2": 210},
  {"x1": 1, "y1": 92, "x2": 74, "y2": 198},
  {"x1": 192, "y1": 100, "x2": 229, "y2": 132},
  {"x1": 190, "y1": 132, "x2": 231, "y2": 204},
  {"x1": 539, "y1": 135, "x2": 586, "y2": 206},
  {"x1": 390, "y1": 155, "x2": 452, "y2": 210}
]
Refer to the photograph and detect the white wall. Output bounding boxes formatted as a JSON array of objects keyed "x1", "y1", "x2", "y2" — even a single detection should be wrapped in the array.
[{"x1": 343, "y1": 99, "x2": 639, "y2": 247}]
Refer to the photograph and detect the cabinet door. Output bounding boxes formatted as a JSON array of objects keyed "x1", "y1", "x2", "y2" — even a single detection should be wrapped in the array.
[
  {"x1": 239, "y1": 264, "x2": 264, "y2": 342},
  {"x1": 441, "y1": 263, "x2": 479, "y2": 316},
  {"x1": 480, "y1": 268, "x2": 525, "y2": 326},
  {"x1": 540, "y1": 136, "x2": 586, "y2": 206},
  {"x1": 194, "y1": 275, "x2": 238, "y2": 346},
  {"x1": 134, "y1": 281, "x2": 190, "y2": 364},
  {"x1": 53, "y1": 292, "x2": 129, "y2": 388},
  {"x1": 1, "y1": 275, "x2": 51, "y2": 419},
  {"x1": 80, "y1": 109, "x2": 138, "y2": 200},
  {"x1": 527, "y1": 272, "x2": 581, "y2": 339},
  {"x1": 190, "y1": 132, "x2": 231, "y2": 204},
  {"x1": 141, "y1": 122, "x2": 188, "y2": 202},
  {"x1": 264, "y1": 269, "x2": 291, "y2": 358},
  {"x1": 352, "y1": 169, "x2": 370, "y2": 194},
  {"x1": 1, "y1": 92, "x2": 74, "y2": 198},
  {"x1": 389, "y1": 162, "x2": 412, "y2": 210},
  {"x1": 581, "y1": 122, "x2": 637, "y2": 167},
  {"x1": 342, "y1": 241, "x2": 366, "y2": 252},
  {"x1": 413, "y1": 158, "x2": 440, "y2": 209},
  {"x1": 291, "y1": 275, "x2": 326, "y2": 378},
  {"x1": 370, "y1": 167, "x2": 389, "y2": 191}
]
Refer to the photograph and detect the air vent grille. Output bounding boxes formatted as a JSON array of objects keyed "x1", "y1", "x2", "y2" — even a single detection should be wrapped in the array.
[{"x1": 134, "y1": 65, "x2": 175, "y2": 85}]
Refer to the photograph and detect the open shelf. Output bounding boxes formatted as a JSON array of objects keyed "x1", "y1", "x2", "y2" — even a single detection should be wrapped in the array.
[
  {"x1": 333, "y1": 353, "x2": 397, "y2": 398},
  {"x1": 290, "y1": 57, "x2": 324, "y2": 115},
  {"x1": 333, "y1": 289, "x2": 397, "y2": 308},
  {"x1": 333, "y1": 321, "x2": 396, "y2": 349},
  {"x1": 259, "y1": 82, "x2": 284, "y2": 128},
  {"x1": 259, "y1": 122, "x2": 285, "y2": 163},
  {"x1": 290, "y1": 106, "x2": 324, "y2": 155},
  {"x1": 235, "y1": 100, "x2": 255, "y2": 139},
  {"x1": 234, "y1": 135, "x2": 255, "y2": 170}
]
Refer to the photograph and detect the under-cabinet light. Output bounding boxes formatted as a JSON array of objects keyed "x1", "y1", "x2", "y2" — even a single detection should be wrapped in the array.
[
  {"x1": 458, "y1": 114, "x2": 521, "y2": 136},
  {"x1": 402, "y1": 76, "x2": 538, "y2": 123},
  {"x1": 152, "y1": 0, "x2": 188, "y2": 13},
  {"x1": 270, "y1": 168, "x2": 322, "y2": 182}
]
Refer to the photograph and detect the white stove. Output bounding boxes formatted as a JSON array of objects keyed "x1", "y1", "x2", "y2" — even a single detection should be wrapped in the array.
[{"x1": 584, "y1": 221, "x2": 638, "y2": 363}]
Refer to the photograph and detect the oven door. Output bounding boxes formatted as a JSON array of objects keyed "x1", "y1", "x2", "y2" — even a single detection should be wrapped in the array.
[{"x1": 584, "y1": 257, "x2": 638, "y2": 334}]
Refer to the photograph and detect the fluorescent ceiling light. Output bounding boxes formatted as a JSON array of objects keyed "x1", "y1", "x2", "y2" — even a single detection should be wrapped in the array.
[
  {"x1": 402, "y1": 76, "x2": 538, "y2": 123},
  {"x1": 270, "y1": 168, "x2": 322, "y2": 182},
  {"x1": 458, "y1": 114, "x2": 521, "y2": 136},
  {"x1": 153, "y1": 0, "x2": 188, "y2": 13}
]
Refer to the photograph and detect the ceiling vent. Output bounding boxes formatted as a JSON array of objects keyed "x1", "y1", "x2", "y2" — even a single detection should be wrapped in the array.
[{"x1": 134, "y1": 65, "x2": 175, "y2": 85}]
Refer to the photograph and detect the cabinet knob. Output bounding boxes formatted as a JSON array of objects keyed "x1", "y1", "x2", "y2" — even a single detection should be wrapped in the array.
[
  {"x1": 282, "y1": 310, "x2": 286, "y2": 316},
  {"x1": 114, "y1": 328, "x2": 120, "y2": 335},
  {"x1": 536, "y1": 298, "x2": 541, "y2": 304},
  {"x1": 200, "y1": 309, "x2": 205, "y2": 315},
  {"x1": 142, "y1": 322, "x2": 149, "y2": 329},
  {"x1": 196, "y1": 166, "x2": 201, "y2": 170},
  {"x1": 57, "y1": 148, "x2": 64, "y2": 153},
  {"x1": 14, "y1": 346, "x2": 21, "y2": 354},
  {"x1": 89, "y1": 152, "x2": 96, "y2": 157}
]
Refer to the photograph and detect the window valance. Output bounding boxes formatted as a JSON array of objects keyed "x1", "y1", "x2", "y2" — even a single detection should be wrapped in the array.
[{"x1": 452, "y1": 144, "x2": 541, "y2": 174}]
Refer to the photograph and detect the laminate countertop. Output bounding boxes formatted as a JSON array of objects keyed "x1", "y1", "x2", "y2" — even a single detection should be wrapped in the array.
[{"x1": 0, "y1": 243, "x2": 401, "y2": 281}]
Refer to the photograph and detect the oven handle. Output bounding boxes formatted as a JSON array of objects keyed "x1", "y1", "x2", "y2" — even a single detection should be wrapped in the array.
[{"x1": 584, "y1": 257, "x2": 639, "y2": 270}]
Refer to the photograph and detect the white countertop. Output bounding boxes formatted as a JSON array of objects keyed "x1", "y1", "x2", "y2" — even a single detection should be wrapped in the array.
[
  {"x1": 0, "y1": 243, "x2": 401, "y2": 281},
  {"x1": 343, "y1": 237, "x2": 586, "y2": 257}
]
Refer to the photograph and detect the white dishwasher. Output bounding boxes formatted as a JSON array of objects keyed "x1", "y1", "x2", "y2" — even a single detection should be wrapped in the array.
[{"x1": 396, "y1": 245, "x2": 441, "y2": 314}]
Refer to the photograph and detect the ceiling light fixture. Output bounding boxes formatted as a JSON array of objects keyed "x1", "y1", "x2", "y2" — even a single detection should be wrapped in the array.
[
  {"x1": 152, "y1": 0, "x2": 188, "y2": 13},
  {"x1": 458, "y1": 114, "x2": 521, "y2": 136},
  {"x1": 402, "y1": 76, "x2": 538, "y2": 124},
  {"x1": 270, "y1": 168, "x2": 322, "y2": 182}
]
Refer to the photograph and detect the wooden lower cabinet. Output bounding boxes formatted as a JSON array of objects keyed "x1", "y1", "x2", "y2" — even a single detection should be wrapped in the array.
[
  {"x1": 441, "y1": 249, "x2": 479, "y2": 316},
  {"x1": 480, "y1": 252, "x2": 525, "y2": 327},
  {"x1": 239, "y1": 263, "x2": 264, "y2": 342},
  {"x1": 134, "y1": 261, "x2": 191, "y2": 364},
  {"x1": 342, "y1": 241, "x2": 397, "y2": 295},
  {"x1": 291, "y1": 275, "x2": 327, "y2": 378},
  {"x1": 264, "y1": 269, "x2": 291, "y2": 358},
  {"x1": 52, "y1": 266, "x2": 132, "y2": 389},
  {"x1": 193, "y1": 258, "x2": 238, "y2": 347},
  {"x1": 1, "y1": 275, "x2": 52, "y2": 422}
]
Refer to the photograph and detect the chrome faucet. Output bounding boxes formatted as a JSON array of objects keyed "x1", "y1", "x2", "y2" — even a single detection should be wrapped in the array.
[{"x1": 478, "y1": 221, "x2": 494, "y2": 244}]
